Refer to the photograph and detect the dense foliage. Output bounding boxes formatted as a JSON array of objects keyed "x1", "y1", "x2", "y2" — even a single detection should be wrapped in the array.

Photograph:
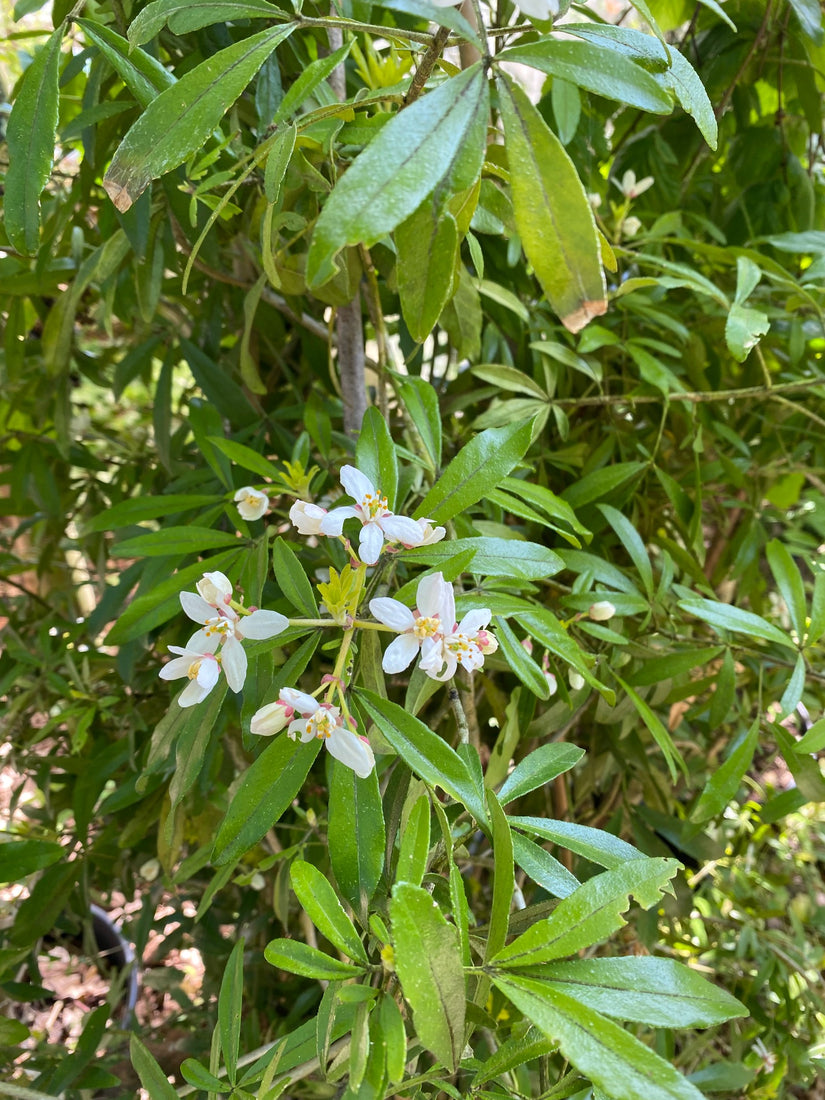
[{"x1": 1, "y1": 0, "x2": 825, "y2": 1096}]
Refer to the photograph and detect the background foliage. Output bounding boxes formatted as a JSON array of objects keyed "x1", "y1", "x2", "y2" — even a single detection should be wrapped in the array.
[{"x1": 1, "y1": 0, "x2": 825, "y2": 1095}]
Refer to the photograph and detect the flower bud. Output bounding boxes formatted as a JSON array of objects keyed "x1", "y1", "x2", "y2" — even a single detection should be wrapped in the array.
[
  {"x1": 197, "y1": 571, "x2": 233, "y2": 606},
  {"x1": 250, "y1": 700, "x2": 291, "y2": 736},
  {"x1": 234, "y1": 486, "x2": 269, "y2": 521},
  {"x1": 589, "y1": 600, "x2": 616, "y2": 622},
  {"x1": 289, "y1": 499, "x2": 327, "y2": 535},
  {"x1": 569, "y1": 670, "x2": 586, "y2": 691}
]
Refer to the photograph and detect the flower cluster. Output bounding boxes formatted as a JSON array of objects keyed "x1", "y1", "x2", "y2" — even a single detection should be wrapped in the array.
[{"x1": 289, "y1": 465, "x2": 444, "y2": 565}]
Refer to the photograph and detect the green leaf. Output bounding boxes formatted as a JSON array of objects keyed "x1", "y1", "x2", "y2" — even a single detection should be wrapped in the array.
[
  {"x1": 614, "y1": 675, "x2": 686, "y2": 782},
  {"x1": 807, "y1": 570, "x2": 825, "y2": 647},
  {"x1": 405, "y1": 536, "x2": 563, "y2": 581},
  {"x1": 625, "y1": 645, "x2": 724, "y2": 687},
  {"x1": 9, "y1": 859, "x2": 78, "y2": 945},
  {"x1": 397, "y1": 205, "x2": 459, "y2": 342},
  {"x1": 533, "y1": 957, "x2": 747, "y2": 1027},
  {"x1": 692, "y1": 719, "x2": 759, "y2": 824},
  {"x1": 678, "y1": 597, "x2": 796, "y2": 649},
  {"x1": 725, "y1": 303, "x2": 770, "y2": 362},
  {"x1": 273, "y1": 41, "x2": 351, "y2": 124},
  {"x1": 206, "y1": 436, "x2": 284, "y2": 482},
  {"x1": 111, "y1": 526, "x2": 242, "y2": 557},
  {"x1": 499, "y1": 39, "x2": 673, "y2": 113},
  {"x1": 597, "y1": 504, "x2": 654, "y2": 599},
  {"x1": 374, "y1": 0, "x2": 482, "y2": 44},
  {"x1": 562, "y1": 461, "x2": 647, "y2": 509},
  {"x1": 213, "y1": 737, "x2": 321, "y2": 865},
  {"x1": 390, "y1": 883, "x2": 466, "y2": 1071},
  {"x1": 131, "y1": 1034, "x2": 179, "y2": 1100},
  {"x1": 485, "y1": 790, "x2": 514, "y2": 962},
  {"x1": 514, "y1": 608, "x2": 613, "y2": 702},
  {"x1": 167, "y1": 682, "x2": 228, "y2": 817},
  {"x1": 497, "y1": 73, "x2": 606, "y2": 333},
  {"x1": 290, "y1": 861, "x2": 368, "y2": 963},
  {"x1": 395, "y1": 376, "x2": 441, "y2": 470},
  {"x1": 264, "y1": 123, "x2": 297, "y2": 203},
  {"x1": 0, "y1": 839, "x2": 64, "y2": 882},
  {"x1": 511, "y1": 832, "x2": 580, "y2": 899},
  {"x1": 490, "y1": 976, "x2": 706, "y2": 1100},
  {"x1": 272, "y1": 537, "x2": 318, "y2": 617},
  {"x1": 472, "y1": 363, "x2": 548, "y2": 400},
  {"x1": 414, "y1": 421, "x2": 534, "y2": 525},
  {"x1": 498, "y1": 744, "x2": 585, "y2": 804},
  {"x1": 128, "y1": 0, "x2": 284, "y2": 46},
  {"x1": 357, "y1": 690, "x2": 489, "y2": 827},
  {"x1": 787, "y1": 0, "x2": 823, "y2": 43},
  {"x1": 766, "y1": 539, "x2": 807, "y2": 639},
  {"x1": 104, "y1": 24, "x2": 296, "y2": 211},
  {"x1": 795, "y1": 716, "x2": 825, "y2": 753},
  {"x1": 83, "y1": 493, "x2": 222, "y2": 533},
  {"x1": 494, "y1": 617, "x2": 551, "y2": 699},
  {"x1": 355, "y1": 408, "x2": 399, "y2": 511},
  {"x1": 396, "y1": 793, "x2": 431, "y2": 888},
  {"x1": 5, "y1": 23, "x2": 63, "y2": 254},
  {"x1": 379, "y1": 994, "x2": 407, "y2": 1084},
  {"x1": 328, "y1": 760, "x2": 385, "y2": 918},
  {"x1": 491, "y1": 858, "x2": 679, "y2": 966},
  {"x1": 510, "y1": 816, "x2": 644, "y2": 869},
  {"x1": 306, "y1": 66, "x2": 488, "y2": 286},
  {"x1": 264, "y1": 939, "x2": 366, "y2": 980},
  {"x1": 219, "y1": 940, "x2": 245, "y2": 1085},
  {"x1": 180, "y1": 1060, "x2": 227, "y2": 1092},
  {"x1": 78, "y1": 20, "x2": 176, "y2": 108}
]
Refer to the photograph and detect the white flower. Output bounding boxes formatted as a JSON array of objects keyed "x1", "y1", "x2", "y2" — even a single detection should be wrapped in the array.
[
  {"x1": 159, "y1": 635, "x2": 221, "y2": 706},
  {"x1": 289, "y1": 500, "x2": 328, "y2": 535},
  {"x1": 369, "y1": 572, "x2": 450, "y2": 674},
  {"x1": 544, "y1": 670, "x2": 558, "y2": 696},
  {"x1": 589, "y1": 600, "x2": 616, "y2": 622},
  {"x1": 196, "y1": 570, "x2": 234, "y2": 608},
  {"x1": 569, "y1": 670, "x2": 586, "y2": 691},
  {"x1": 234, "y1": 486, "x2": 269, "y2": 521},
  {"x1": 409, "y1": 518, "x2": 446, "y2": 548},
  {"x1": 250, "y1": 700, "x2": 293, "y2": 736},
  {"x1": 318, "y1": 465, "x2": 424, "y2": 565},
  {"x1": 180, "y1": 589, "x2": 288, "y2": 693},
  {"x1": 616, "y1": 170, "x2": 654, "y2": 199},
  {"x1": 280, "y1": 688, "x2": 375, "y2": 778},
  {"x1": 622, "y1": 216, "x2": 642, "y2": 238},
  {"x1": 430, "y1": 0, "x2": 558, "y2": 15}
]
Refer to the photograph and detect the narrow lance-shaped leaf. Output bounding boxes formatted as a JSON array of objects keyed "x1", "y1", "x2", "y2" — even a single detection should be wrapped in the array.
[
  {"x1": 104, "y1": 23, "x2": 296, "y2": 211},
  {"x1": 496, "y1": 73, "x2": 606, "y2": 333},
  {"x1": 219, "y1": 940, "x2": 245, "y2": 1086},
  {"x1": 78, "y1": 20, "x2": 175, "y2": 108},
  {"x1": 306, "y1": 65, "x2": 488, "y2": 286},
  {"x1": 692, "y1": 719, "x2": 759, "y2": 824},
  {"x1": 290, "y1": 861, "x2": 369, "y2": 963},
  {"x1": 5, "y1": 23, "x2": 64, "y2": 254},
  {"x1": 128, "y1": 0, "x2": 285, "y2": 47},
  {"x1": 328, "y1": 759, "x2": 386, "y2": 918}
]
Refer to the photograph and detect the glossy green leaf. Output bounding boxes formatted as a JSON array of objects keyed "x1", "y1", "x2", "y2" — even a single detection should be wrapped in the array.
[
  {"x1": 562, "y1": 461, "x2": 647, "y2": 509},
  {"x1": 111, "y1": 526, "x2": 242, "y2": 557},
  {"x1": 379, "y1": 994, "x2": 407, "y2": 1084},
  {"x1": 355, "y1": 407, "x2": 398, "y2": 511},
  {"x1": 264, "y1": 939, "x2": 366, "y2": 980},
  {"x1": 5, "y1": 23, "x2": 63, "y2": 254},
  {"x1": 497, "y1": 73, "x2": 606, "y2": 333},
  {"x1": 510, "y1": 816, "x2": 644, "y2": 869},
  {"x1": 692, "y1": 719, "x2": 759, "y2": 824},
  {"x1": 514, "y1": 608, "x2": 612, "y2": 701},
  {"x1": 491, "y1": 858, "x2": 679, "y2": 966},
  {"x1": 396, "y1": 376, "x2": 442, "y2": 470},
  {"x1": 272, "y1": 537, "x2": 318, "y2": 616},
  {"x1": 307, "y1": 66, "x2": 488, "y2": 286},
  {"x1": 374, "y1": 0, "x2": 482, "y2": 44},
  {"x1": 405, "y1": 535, "x2": 562, "y2": 580},
  {"x1": 807, "y1": 570, "x2": 825, "y2": 647},
  {"x1": 795, "y1": 716, "x2": 825, "y2": 753},
  {"x1": 614, "y1": 675, "x2": 686, "y2": 782},
  {"x1": 78, "y1": 20, "x2": 175, "y2": 108},
  {"x1": 273, "y1": 42, "x2": 350, "y2": 124},
  {"x1": 128, "y1": 0, "x2": 283, "y2": 46},
  {"x1": 490, "y1": 976, "x2": 706, "y2": 1100},
  {"x1": 219, "y1": 940, "x2": 245, "y2": 1085},
  {"x1": 180, "y1": 1060, "x2": 226, "y2": 1092},
  {"x1": 131, "y1": 1034, "x2": 179, "y2": 1100},
  {"x1": 678, "y1": 597, "x2": 796, "y2": 649},
  {"x1": 357, "y1": 690, "x2": 489, "y2": 827},
  {"x1": 597, "y1": 503, "x2": 654, "y2": 599},
  {"x1": 498, "y1": 743, "x2": 585, "y2": 804},
  {"x1": 396, "y1": 793, "x2": 431, "y2": 888},
  {"x1": 511, "y1": 832, "x2": 580, "y2": 899},
  {"x1": 397, "y1": 205, "x2": 459, "y2": 342},
  {"x1": 494, "y1": 617, "x2": 551, "y2": 699},
  {"x1": 0, "y1": 839, "x2": 64, "y2": 882},
  {"x1": 414, "y1": 421, "x2": 533, "y2": 525},
  {"x1": 499, "y1": 39, "x2": 673, "y2": 113},
  {"x1": 390, "y1": 883, "x2": 465, "y2": 1071},
  {"x1": 625, "y1": 645, "x2": 724, "y2": 687},
  {"x1": 766, "y1": 538, "x2": 807, "y2": 639},
  {"x1": 328, "y1": 759, "x2": 385, "y2": 917},
  {"x1": 788, "y1": 0, "x2": 823, "y2": 43},
  {"x1": 533, "y1": 957, "x2": 747, "y2": 1027},
  {"x1": 213, "y1": 737, "x2": 321, "y2": 865},
  {"x1": 264, "y1": 123, "x2": 297, "y2": 203},
  {"x1": 83, "y1": 494, "x2": 222, "y2": 533},
  {"x1": 725, "y1": 303, "x2": 770, "y2": 362},
  {"x1": 485, "y1": 790, "x2": 514, "y2": 962},
  {"x1": 472, "y1": 363, "x2": 548, "y2": 399},
  {"x1": 290, "y1": 861, "x2": 368, "y2": 963},
  {"x1": 104, "y1": 24, "x2": 295, "y2": 211},
  {"x1": 552, "y1": 76, "x2": 580, "y2": 145}
]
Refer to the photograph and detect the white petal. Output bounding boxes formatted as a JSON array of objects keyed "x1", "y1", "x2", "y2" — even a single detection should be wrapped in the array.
[
  {"x1": 516, "y1": 0, "x2": 557, "y2": 17},
  {"x1": 185, "y1": 628, "x2": 211, "y2": 652},
  {"x1": 369, "y1": 597, "x2": 415, "y2": 631},
  {"x1": 438, "y1": 577, "x2": 456, "y2": 631},
  {"x1": 327, "y1": 727, "x2": 376, "y2": 778},
  {"x1": 358, "y1": 521, "x2": 384, "y2": 565},
  {"x1": 378, "y1": 514, "x2": 426, "y2": 545},
  {"x1": 417, "y1": 572, "x2": 448, "y2": 619},
  {"x1": 221, "y1": 636, "x2": 247, "y2": 693},
  {"x1": 158, "y1": 656, "x2": 192, "y2": 681},
  {"x1": 240, "y1": 609, "x2": 289, "y2": 639},
  {"x1": 196, "y1": 656, "x2": 221, "y2": 692},
  {"x1": 319, "y1": 505, "x2": 358, "y2": 536},
  {"x1": 280, "y1": 687, "x2": 319, "y2": 715},
  {"x1": 250, "y1": 702, "x2": 290, "y2": 736},
  {"x1": 197, "y1": 571, "x2": 233, "y2": 604},
  {"x1": 458, "y1": 608, "x2": 492, "y2": 635},
  {"x1": 288, "y1": 718, "x2": 308, "y2": 740},
  {"x1": 289, "y1": 500, "x2": 327, "y2": 535},
  {"x1": 180, "y1": 591, "x2": 214, "y2": 624},
  {"x1": 382, "y1": 633, "x2": 420, "y2": 674},
  {"x1": 340, "y1": 465, "x2": 374, "y2": 503},
  {"x1": 179, "y1": 679, "x2": 209, "y2": 706}
]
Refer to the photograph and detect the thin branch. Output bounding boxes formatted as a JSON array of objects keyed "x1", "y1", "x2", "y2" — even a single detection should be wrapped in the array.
[
  {"x1": 550, "y1": 377, "x2": 824, "y2": 408},
  {"x1": 403, "y1": 24, "x2": 451, "y2": 107}
]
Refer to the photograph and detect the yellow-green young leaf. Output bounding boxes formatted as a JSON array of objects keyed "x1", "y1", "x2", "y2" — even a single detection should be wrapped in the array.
[
  {"x1": 306, "y1": 66, "x2": 488, "y2": 286},
  {"x1": 104, "y1": 24, "x2": 295, "y2": 211},
  {"x1": 497, "y1": 73, "x2": 606, "y2": 333},
  {"x1": 5, "y1": 23, "x2": 63, "y2": 254},
  {"x1": 492, "y1": 858, "x2": 679, "y2": 966},
  {"x1": 390, "y1": 883, "x2": 465, "y2": 1071},
  {"x1": 78, "y1": 20, "x2": 175, "y2": 108},
  {"x1": 290, "y1": 861, "x2": 369, "y2": 963},
  {"x1": 490, "y1": 976, "x2": 706, "y2": 1100},
  {"x1": 499, "y1": 39, "x2": 673, "y2": 114},
  {"x1": 128, "y1": 0, "x2": 283, "y2": 46},
  {"x1": 397, "y1": 204, "x2": 460, "y2": 342}
]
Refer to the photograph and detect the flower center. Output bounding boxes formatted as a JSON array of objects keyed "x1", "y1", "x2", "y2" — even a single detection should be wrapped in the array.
[
  {"x1": 447, "y1": 633, "x2": 473, "y2": 658},
  {"x1": 203, "y1": 616, "x2": 233, "y2": 639},
  {"x1": 413, "y1": 615, "x2": 440, "y2": 640},
  {"x1": 309, "y1": 709, "x2": 337, "y2": 740},
  {"x1": 187, "y1": 660, "x2": 202, "y2": 680},
  {"x1": 361, "y1": 491, "x2": 389, "y2": 519}
]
